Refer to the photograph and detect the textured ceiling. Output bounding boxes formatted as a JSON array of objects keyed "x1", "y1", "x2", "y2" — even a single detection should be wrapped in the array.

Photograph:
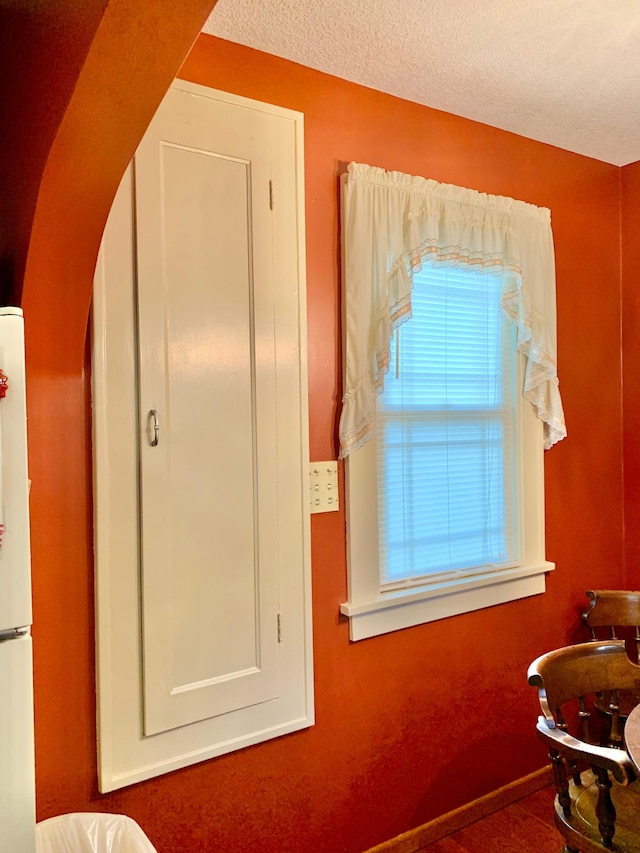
[{"x1": 203, "y1": 0, "x2": 640, "y2": 166}]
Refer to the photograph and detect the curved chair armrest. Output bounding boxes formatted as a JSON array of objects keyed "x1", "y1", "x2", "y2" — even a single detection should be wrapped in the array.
[{"x1": 536, "y1": 717, "x2": 636, "y2": 784}]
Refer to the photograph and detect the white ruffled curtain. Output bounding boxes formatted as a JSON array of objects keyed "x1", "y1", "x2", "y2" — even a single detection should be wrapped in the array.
[{"x1": 338, "y1": 162, "x2": 566, "y2": 458}]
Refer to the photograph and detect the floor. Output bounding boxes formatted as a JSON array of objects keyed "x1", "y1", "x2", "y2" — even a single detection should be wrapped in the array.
[{"x1": 419, "y1": 787, "x2": 566, "y2": 852}]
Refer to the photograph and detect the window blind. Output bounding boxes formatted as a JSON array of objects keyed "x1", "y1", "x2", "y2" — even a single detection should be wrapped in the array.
[{"x1": 376, "y1": 265, "x2": 520, "y2": 588}]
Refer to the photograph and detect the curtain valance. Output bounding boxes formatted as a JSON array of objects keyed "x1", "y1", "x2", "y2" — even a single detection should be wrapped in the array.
[{"x1": 338, "y1": 162, "x2": 566, "y2": 458}]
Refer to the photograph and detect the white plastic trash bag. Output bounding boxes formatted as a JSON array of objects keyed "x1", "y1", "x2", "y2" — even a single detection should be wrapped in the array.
[{"x1": 35, "y1": 812, "x2": 158, "y2": 853}]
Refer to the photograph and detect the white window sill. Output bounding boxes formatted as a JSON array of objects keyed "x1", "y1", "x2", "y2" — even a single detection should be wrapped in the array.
[{"x1": 340, "y1": 561, "x2": 554, "y2": 641}]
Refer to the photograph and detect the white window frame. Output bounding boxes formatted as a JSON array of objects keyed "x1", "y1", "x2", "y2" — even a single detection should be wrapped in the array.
[{"x1": 340, "y1": 348, "x2": 553, "y2": 642}]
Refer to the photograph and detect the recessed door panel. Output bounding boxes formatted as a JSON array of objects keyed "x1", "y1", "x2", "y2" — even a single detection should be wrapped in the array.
[{"x1": 134, "y1": 93, "x2": 280, "y2": 735}]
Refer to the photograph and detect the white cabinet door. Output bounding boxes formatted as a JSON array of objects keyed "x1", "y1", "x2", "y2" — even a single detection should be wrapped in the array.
[
  {"x1": 134, "y1": 91, "x2": 280, "y2": 735},
  {"x1": 92, "y1": 83, "x2": 312, "y2": 791}
]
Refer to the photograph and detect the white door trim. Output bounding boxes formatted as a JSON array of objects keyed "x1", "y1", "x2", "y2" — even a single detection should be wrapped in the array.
[{"x1": 92, "y1": 81, "x2": 312, "y2": 792}]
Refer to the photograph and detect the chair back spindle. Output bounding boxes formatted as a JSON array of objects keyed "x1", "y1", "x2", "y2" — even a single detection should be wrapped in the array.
[{"x1": 582, "y1": 590, "x2": 640, "y2": 736}]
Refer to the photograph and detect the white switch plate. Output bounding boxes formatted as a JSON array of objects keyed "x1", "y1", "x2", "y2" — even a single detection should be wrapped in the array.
[{"x1": 309, "y1": 461, "x2": 339, "y2": 514}]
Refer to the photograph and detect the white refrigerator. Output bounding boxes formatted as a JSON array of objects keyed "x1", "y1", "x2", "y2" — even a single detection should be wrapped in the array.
[{"x1": 0, "y1": 308, "x2": 36, "y2": 851}]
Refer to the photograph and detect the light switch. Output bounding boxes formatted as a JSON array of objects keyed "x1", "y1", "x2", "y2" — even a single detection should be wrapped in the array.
[{"x1": 309, "y1": 461, "x2": 339, "y2": 514}]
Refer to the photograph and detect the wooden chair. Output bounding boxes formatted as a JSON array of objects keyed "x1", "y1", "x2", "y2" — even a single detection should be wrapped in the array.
[
  {"x1": 583, "y1": 590, "x2": 640, "y2": 656},
  {"x1": 583, "y1": 589, "x2": 640, "y2": 743},
  {"x1": 528, "y1": 640, "x2": 640, "y2": 852}
]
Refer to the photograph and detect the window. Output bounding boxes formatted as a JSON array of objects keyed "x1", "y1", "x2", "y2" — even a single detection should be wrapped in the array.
[
  {"x1": 338, "y1": 163, "x2": 564, "y2": 641},
  {"x1": 378, "y1": 265, "x2": 519, "y2": 589}
]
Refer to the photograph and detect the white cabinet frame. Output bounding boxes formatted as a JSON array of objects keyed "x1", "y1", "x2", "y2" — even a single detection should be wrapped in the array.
[{"x1": 92, "y1": 82, "x2": 313, "y2": 792}]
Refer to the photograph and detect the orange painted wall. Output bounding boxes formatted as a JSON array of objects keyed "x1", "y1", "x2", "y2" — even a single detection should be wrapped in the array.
[
  {"x1": 6, "y1": 19, "x2": 629, "y2": 853},
  {"x1": 622, "y1": 160, "x2": 640, "y2": 579},
  {"x1": 158, "y1": 40, "x2": 623, "y2": 852}
]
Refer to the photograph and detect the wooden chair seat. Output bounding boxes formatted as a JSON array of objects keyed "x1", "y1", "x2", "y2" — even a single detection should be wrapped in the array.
[{"x1": 557, "y1": 770, "x2": 640, "y2": 852}]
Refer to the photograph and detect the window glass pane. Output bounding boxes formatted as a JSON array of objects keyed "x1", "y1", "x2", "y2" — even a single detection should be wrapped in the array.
[{"x1": 376, "y1": 265, "x2": 519, "y2": 586}]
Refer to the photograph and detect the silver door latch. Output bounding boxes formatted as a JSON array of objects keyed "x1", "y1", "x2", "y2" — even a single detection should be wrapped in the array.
[{"x1": 147, "y1": 409, "x2": 159, "y2": 446}]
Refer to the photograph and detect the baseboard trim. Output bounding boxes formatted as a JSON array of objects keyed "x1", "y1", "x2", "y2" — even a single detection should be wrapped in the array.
[{"x1": 364, "y1": 765, "x2": 553, "y2": 853}]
